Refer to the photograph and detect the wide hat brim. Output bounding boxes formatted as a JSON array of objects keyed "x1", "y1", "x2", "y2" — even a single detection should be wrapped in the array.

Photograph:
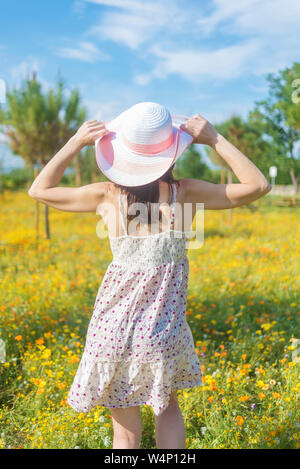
[{"x1": 95, "y1": 111, "x2": 193, "y2": 187}]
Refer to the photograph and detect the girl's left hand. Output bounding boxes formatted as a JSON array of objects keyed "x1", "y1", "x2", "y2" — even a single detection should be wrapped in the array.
[
  {"x1": 180, "y1": 114, "x2": 219, "y2": 146},
  {"x1": 74, "y1": 120, "x2": 109, "y2": 148}
]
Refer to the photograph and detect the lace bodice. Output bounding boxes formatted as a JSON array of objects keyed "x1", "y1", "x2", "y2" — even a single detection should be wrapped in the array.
[{"x1": 109, "y1": 184, "x2": 191, "y2": 269}]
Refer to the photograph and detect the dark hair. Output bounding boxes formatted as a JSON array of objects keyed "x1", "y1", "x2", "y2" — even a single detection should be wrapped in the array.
[{"x1": 113, "y1": 164, "x2": 179, "y2": 226}]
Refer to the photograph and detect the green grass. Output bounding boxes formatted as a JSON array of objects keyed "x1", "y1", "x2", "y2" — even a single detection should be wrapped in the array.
[{"x1": 0, "y1": 191, "x2": 299, "y2": 449}]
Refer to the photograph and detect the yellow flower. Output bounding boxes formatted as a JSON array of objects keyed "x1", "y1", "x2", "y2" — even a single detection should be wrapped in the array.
[
  {"x1": 32, "y1": 378, "x2": 46, "y2": 388},
  {"x1": 69, "y1": 355, "x2": 79, "y2": 364},
  {"x1": 35, "y1": 338, "x2": 45, "y2": 345},
  {"x1": 261, "y1": 323, "x2": 272, "y2": 331},
  {"x1": 41, "y1": 348, "x2": 51, "y2": 360},
  {"x1": 236, "y1": 415, "x2": 245, "y2": 426},
  {"x1": 239, "y1": 395, "x2": 250, "y2": 402},
  {"x1": 209, "y1": 379, "x2": 217, "y2": 391}
]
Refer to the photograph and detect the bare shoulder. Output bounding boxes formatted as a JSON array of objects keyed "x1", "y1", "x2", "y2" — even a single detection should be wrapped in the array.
[
  {"x1": 83, "y1": 181, "x2": 114, "y2": 200},
  {"x1": 176, "y1": 179, "x2": 187, "y2": 203},
  {"x1": 177, "y1": 178, "x2": 210, "y2": 204},
  {"x1": 77, "y1": 181, "x2": 116, "y2": 212}
]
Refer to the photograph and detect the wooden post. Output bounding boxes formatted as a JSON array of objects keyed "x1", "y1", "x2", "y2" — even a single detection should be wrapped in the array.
[
  {"x1": 220, "y1": 169, "x2": 225, "y2": 184},
  {"x1": 34, "y1": 167, "x2": 40, "y2": 248},
  {"x1": 227, "y1": 168, "x2": 233, "y2": 225},
  {"x1": 74, "y1": 154, "x2": 81, "y2": 186},
  {"x1": 45, "y1": 204, "x2": 50, "y2": 239},
  {"x1": 92, "y1": 170, "x2": 97, "y2": 183}
]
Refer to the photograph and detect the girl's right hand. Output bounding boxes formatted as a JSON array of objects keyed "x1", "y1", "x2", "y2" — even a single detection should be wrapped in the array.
[
  {"x1": 180, "y1": 114, "x2": 219, "y2": 146},
  {"x1": 74, "y1": 120, "x2": 110, "y2": 148}
]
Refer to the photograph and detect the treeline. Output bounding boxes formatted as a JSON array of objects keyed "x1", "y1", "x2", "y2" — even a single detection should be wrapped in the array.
[
  {"x1": 0, "y1": 62, "x2": 299, "y2": 193},
  {"x1": 176, "y1": 62, "x2": 300, "y2": 191},
  {"x1": 0, "y1": 148, "x2": 106, "y2": 192}
]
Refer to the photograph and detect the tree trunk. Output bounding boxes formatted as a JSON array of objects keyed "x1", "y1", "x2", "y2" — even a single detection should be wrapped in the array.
[
  {"x1": 74, "y1": 154, "x2": 81, "y2": 186},
  {"x1": 25, "y1": 162, "x2": 34, "y2": 191},
  {"x1": 92, "y1": 170, "x2": 98, "y2": 183},
  {"x1": 90, "y1": 147, "x2": 98, "y2": 183},
  {"x1": 39, "y1": 163, "x2": 51, "y2": 239},
  {"x1": 220, "y1": 169, "x2": 225, "y2": 184},
  {"x1": 33, "y1": 168, "x2": 40, "y2": 246},
  {"x1": 227, "y1": 168, "x2": 233, "y2": 224},
  {"x1": 289, "y1": 169, "x2": 299, "y2": 194},
  {"x1": 45, "y1": 204, "x2": 50, "y2": 239}
]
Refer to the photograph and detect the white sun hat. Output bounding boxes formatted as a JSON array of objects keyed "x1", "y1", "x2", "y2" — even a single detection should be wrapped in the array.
[{"x1": 95, "y1": 102, "x2": 193, "y2": 187}]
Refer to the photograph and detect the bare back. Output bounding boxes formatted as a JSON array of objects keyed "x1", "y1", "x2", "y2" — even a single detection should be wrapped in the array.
[{"x1": 98, "y1": 179, "x2": 197, "y2": 239}]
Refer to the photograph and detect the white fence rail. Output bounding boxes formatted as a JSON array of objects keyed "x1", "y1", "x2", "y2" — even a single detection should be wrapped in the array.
[{"x1": 270, "y1": 185, "x2": 298, "y2": 196}]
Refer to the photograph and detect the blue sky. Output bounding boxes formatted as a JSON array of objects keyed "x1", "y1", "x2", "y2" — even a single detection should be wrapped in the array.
[{"x1": 0, "y1": 0, "x2": 299, "y2": 169}]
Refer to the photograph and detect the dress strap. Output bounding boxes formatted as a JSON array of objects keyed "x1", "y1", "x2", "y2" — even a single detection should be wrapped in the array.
[
  {"x1": 170, "y1": 183, "x2": 177, "y2": 230},
  {"x1": 118, "y1": 189, "x2": 128, "y2": 236}
]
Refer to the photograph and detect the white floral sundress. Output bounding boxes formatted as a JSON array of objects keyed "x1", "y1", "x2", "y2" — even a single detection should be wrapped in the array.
[{"x1": 67, "y1": 183, "x2": 202, "y2": 416}]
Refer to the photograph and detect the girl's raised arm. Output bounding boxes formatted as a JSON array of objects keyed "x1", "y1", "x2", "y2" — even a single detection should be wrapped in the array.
[
  {"x1": 28, "y1": 121, "x2": 110, "y2": 212},
  {"x1": 180, "y1": 114, "x2": 272, "y2": 209}
]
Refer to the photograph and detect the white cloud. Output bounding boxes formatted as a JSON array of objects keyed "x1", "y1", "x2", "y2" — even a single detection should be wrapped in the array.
[
  {"x1": 197, "y1": 0, "x2": 300, "y2": 38},
  {"x1": 84, "y1": 0, "x2": 170, "y2": 15},
  {"x1": 145, "y1": 39, "x2": 260, "y2": 83},
  {"x1": 84, "y1": 99, "x2": 123, "y2": 121},
  {"x1": 56, "y1": 41, "x2": 110, "y2": 63},
  {"x1": 72, "y1": 0, "x2": 86, "y2": 16},
  {"x1": 197, "y1": 0, "x2": 260, "y2": 35},
  {"x1": 82, "y1": 81, "x2": 149, "y2": 121},
  {"x1": 86, "y1": 0, "x2": 188, "y2": 50},
  {"x1": 80, "y1": 0, "x2": 300, "y2": 86},
  {"x1": 90, "y1": 14, "x2": 152, "y2": 49},
  {"x1": 133, "y1": 73, "x2": 152, "y2": 86},
  {"x1": 9, "y1": 58, "x2": 57, "y2": 93},
  {"x1": 11, "y1": 58, "x2": 39, "y2": 81}
]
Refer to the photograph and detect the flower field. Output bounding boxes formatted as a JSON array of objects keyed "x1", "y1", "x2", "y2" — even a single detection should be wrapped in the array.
[{"x1": 0, "y1": 190, "x2": 299, "y2": 449}]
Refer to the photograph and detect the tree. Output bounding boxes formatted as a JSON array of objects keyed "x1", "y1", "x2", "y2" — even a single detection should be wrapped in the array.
[
  {"x1": 207, "y1": 115, "x2": 270, "y2": 223},
  {"x1": 80, "y1": 145, "x2": 107, "y2": 184},
  {"x1": 252, "y1": 62, "x2": 300, "y2": 193},
  {"x1": 175, "y1": 143, "x2": 215, "y2": 180},
  {"x1": 0, "y1": 73, "x2": 86, "y2": 238}
]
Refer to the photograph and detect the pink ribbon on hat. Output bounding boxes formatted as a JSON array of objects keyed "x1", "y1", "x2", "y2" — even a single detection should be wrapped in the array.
[
  {"x1": 97, "y1": 127, "x2": 183, "y2": 176},
  {"x1": 122, "y1": 131, "x2": 175, "y2": 155}
]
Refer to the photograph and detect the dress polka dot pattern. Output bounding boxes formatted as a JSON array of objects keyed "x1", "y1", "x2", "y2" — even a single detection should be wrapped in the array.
[{"x1": 67, "y1": 183, "x2": 202, "y2": 416}]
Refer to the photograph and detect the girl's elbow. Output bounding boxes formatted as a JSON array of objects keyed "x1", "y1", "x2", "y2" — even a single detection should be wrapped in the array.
[
  {"x1": 260, "y1": 182, "x2": 272, "y2": 195},
  {"x1": 28, "y1": 187, "x2": 36, "y2": 198},
  {"x1": 28, "y1": 187, "x2": 42, "y2": 200},
  {"x1": 28, "y1": 188, "x2": 36, "y2": 198},
  {"x1": 252, "y1": 182, "x2": 272, "y2": 201}
]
